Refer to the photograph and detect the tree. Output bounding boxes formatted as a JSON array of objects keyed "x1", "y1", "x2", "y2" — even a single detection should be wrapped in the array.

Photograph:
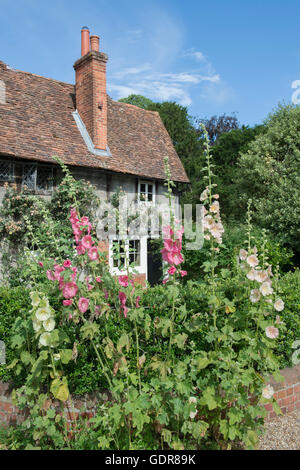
[
  {"x1": 238, "y1": 104, "x2": 300, "y2": 253},
  {"x1": 118, "y1": 94, "x2": 154, "y2": 109},
  {"x1": 211, "y1": 124, "x2": 265, "y2": 221},
  {"x1": 197, "y1": 114, "x2": 240, "y2": 144}
]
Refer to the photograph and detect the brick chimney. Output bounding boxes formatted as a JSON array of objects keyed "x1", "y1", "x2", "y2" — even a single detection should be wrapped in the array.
[{"x1": 73, "y1": 27, "x2": 108, "y2": 151}]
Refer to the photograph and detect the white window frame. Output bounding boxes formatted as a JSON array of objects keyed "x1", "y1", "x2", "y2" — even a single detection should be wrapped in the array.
[
  {"x1": 109, "y1": 236, "x2": 147, "y2": 277},
  {"x1": 138, "y1": 179, "x2": 155, "y2": 204},
  {"x1": 0, "y1": 160, "x2": 14, "y2": 182},
  {"x1": 22, "y1": 163, "x2": 53, "y2": 193}
]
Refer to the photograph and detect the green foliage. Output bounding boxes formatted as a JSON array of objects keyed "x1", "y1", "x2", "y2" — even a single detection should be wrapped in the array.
[
  {"x1": 0, "y1": 286, "x2": 31, "y2": 383},
  {"x1": 238, "y1": 104, "x2": 300, "y2": 252},
  {"x1": 0, "y1": 132, "x2": 289, "y2": 451},
  {"x1": 211, "y1": 125, "x2": 266, "y2": 221},
  {"x1": 118, "y1": 94, "x2": 155, "y2": 109},
  {"x1": 0, "y1": 158, "x2": 99, "y2": 285}
]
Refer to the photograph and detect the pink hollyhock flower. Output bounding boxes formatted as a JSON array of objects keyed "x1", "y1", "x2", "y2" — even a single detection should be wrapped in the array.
[
  {"x1": 68, "y1": 314, "x2": 73, "y2": 320},
  {"x1": 265, "y1": 326, "x2": 279, "y2": 339},
  {"x1": 81, "y1": 235, "x2": 93, "y2": 250},
  {"x1": 46, "y1": 270, "x2": 56, "y2": 281},
  {"x1": 163, "y1": 238, "x2": 175, "y2": 251},
  {"x1": 38, "y1": 261, "x2": 43, "y2": 267},
  {"x1": 63, "y1": 299, "x2": 73, "y2": 306},
  {"x1": 180, "y1": 270, "x2": 187, "y2": 277},
  {"x1": 168, "y1": 266, "x2": 176, "y2": 275},
  {"x1": 118, "y1": 291, "x2": 127, "y2": 305},
  {"x1": 135, "y1": 296, "x2": 141, "y2": 308},
  {"x1": 119, "y1": 275, "x2": 129, "y2": 287},
  {"x1": 95, "y1": 277, "x2": 102, "y2": 283},
  {"x1": 162, "y1": 278, "x2": 169, "y2": 284},
  {"x1": 63, "y1": 281, "x2": 78, "y2": 299},
  {"x1": 63, "y1": 259, "x2": 72, "y2": 268},
  {"x1": 162, "y1": 226, "x2": 174, "y2": 239},
  {"x1": 78, "y1": 297, "x2": 89, "y2": 314},
  {"x1": 88, "y1": 246, "x2": 99, "y2": 261},
  {"x1": 168, "y1": 250, "x2": 184, "y2": 266},
  {"x1": 76, "y1": 244, "x2": 86, "y2": 255},
  {"x1": 118, "y1": 291, "x2": 128, "y2": 318}
]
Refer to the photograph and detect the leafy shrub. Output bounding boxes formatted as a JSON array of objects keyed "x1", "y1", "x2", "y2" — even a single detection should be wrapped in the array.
[{"x1": 0, "y1": 286, "x2": 31, "y2": 383}]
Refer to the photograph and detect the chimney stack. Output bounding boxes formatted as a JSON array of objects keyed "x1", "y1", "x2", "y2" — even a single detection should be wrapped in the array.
[{"x1": 74, "y1": 27, "x2": 108, "y2": 151}]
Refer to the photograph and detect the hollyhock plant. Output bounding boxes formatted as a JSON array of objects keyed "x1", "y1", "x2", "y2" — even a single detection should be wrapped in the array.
[
  {"x1": 63, "y1": 282, "x2": 78, "y2": 299},
  {"x1": 81, "y1": 235, "x2": 93, "y2": 250},
  {"x1": 78, "y1": 297, "x2": 89, "y2": 314},
  {"x1": 119, "y1": 275, "x2": 129, "y2": 288},
  {"x1": 88, "y1": 246, "x2": 99, "y2": 261},
  {"x1": 63, "y1": 299, "x2": 73, "y2": 306},
  {"x1": 274, "y1": 299, "x2": 284, "y2": 312},
  {"x1": 168, "y1": 266, "x2": 176, "y2": 275},
  {"x1": 265, "y1": 326, "x2": 279, "y2": 339}
]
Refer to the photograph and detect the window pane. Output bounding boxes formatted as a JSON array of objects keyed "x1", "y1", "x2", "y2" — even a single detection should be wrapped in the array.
[
  {"x1": 22, "y1": 165, "x2": 36, "y2": 190},
  {"x1": 37, "y1": 167, "x2": 53, "y2": 192},
  {"x1": 0, "y1": 161, "x2": 13, "y2": 182},
  {"x1": 140, "y1": 183, "x2": 146, "y2": 193},
  {"x1": 148, "y1": 184, "x2": 153, "y2": 193}
]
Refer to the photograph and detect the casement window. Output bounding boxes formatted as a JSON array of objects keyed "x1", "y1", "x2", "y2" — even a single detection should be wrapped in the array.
[
  {"x1": 138, "y1": 180, "x2": 155, "y2": 203},
  {"x1": 109, "y1": 237, "x2": 147, "y2": 276},
  {"x1": 22, "y1": 164, "x2": 53, "y2": 193},
  {"x1": 0, "y1": 160, "x2": 14, "y2": 182},
  {"x1": 111, "y1": 239, "x2": 141, "y2": 269}
]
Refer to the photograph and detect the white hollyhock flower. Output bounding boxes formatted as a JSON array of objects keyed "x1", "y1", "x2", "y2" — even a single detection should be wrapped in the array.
[
  {"x1": 39, "y1": 332, "x2": 51, "y2": 347},
  {"x1": 189, "y1": 396, "x2": 197, "y2": 419},
  {"x1": 210, "y1": 201, "x2": 220, "y2": 214},
  {"x1": 262, "y1": 384, "x2": 274, "y2": 399},
  {"x1": 43, "y1": 318, "x2": 55, "y2": 332},
  {"x1": 53, "y1": 353, "x2": 61, "y2": 361},
  {"x1": 260, "y1": 282, "x2": 273, "y2": 296},
  {"x1": 200, "y1": 188, "x2": 209, "y2": 201},
  {"x1": 247, "y1": 254, "x2": 259, "y2": 268},
  {"x1": 274, "y1": 299, "x2": 284, "y2": 312},
  {"x1": 265, "y1": 326, "x2": 279, "y2": 339},
  {"x1": 250, "y1": 289, "x2": 261, "y2": 303},
  {"x1": 247, "y1": 269, "x2": 257, "y2": 281},
  {"x1": 35, "y1": 306, "x2": 51, "y2": 322},
  {"x1": 255, "y1": 270, "x2": 269, "y2": 283},
  {"x1": 275, "y1": 315, "x2": 283, "y2": 325},
  {"x1": 33, "y1": 319, "x2": 42, "y2": 332},
  {"x1": 30, "y1": 292, "x2": 41, "y2": 307},
  {"x1": 239, "y1": 249, "x2": 248, "y2": 261}
]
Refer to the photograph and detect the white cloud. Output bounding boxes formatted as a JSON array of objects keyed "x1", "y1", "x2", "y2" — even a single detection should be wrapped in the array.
[{"x1": 184, "y1": 49, "x2": 206, "y2": 62}]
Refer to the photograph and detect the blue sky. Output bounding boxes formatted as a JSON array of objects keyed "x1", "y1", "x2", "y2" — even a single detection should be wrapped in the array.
[{"x1": 1, "y1": 0, "x2": 300, "y2": 126}]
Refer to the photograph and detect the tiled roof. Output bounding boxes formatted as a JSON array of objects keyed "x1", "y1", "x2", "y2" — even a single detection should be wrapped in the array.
[{"x1": 0, "y1": 61, "x2": 189, "y2": 183}]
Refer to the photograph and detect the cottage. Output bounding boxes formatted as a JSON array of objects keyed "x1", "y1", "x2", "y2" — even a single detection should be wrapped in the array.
[{"x1": 0, "y1": 27, "x2": 189, "y2": 283}]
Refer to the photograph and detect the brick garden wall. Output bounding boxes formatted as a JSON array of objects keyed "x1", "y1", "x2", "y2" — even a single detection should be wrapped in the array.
[{"x1": 1, "y1": 364, "x2": 299, "y2": 427}]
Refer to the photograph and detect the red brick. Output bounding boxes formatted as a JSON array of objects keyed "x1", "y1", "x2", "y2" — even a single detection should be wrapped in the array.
[
  {"x1": 287, "y1": 404, "x2": 295, "y2": 413},
  {"x1": 277, "y1": 390, "x2": 286, "y2": 399},
  {"x1": 287, "y1": 386, "x2": 294, "y2": 396},
  {"x1": 264, "y1": 403, "x2": 273, "y2": 412}
]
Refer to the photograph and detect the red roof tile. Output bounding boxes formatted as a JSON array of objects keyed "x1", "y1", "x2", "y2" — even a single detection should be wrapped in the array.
[{"x1": 0, "y1": 61, "x2": 189, "y2": 183}]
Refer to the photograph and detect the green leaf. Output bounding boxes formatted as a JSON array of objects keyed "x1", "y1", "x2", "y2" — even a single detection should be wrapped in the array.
[
  {"x1": 20, "y1": 351, "x2": 32, "y2": 365},
  {"x1": 199, "y1": 387, "x2": 218, "y2": 410},
  {"x1": 117, "y1": 333, "x2": 130, "y2": 353},
  {"x1": 50, "y1": 377, "x2": 69, "y2": 402},
  {"x1": 59, "y1": 349, "x2": 73, "y2": 365}
]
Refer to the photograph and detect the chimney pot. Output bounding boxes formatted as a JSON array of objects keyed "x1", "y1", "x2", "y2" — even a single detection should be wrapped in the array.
[
  {"x1": 81, "y1": 27, "x2": 90, "y2": 56},
  {"x1": 90, "y1": 35, "x2": 100, "y2": 52}
]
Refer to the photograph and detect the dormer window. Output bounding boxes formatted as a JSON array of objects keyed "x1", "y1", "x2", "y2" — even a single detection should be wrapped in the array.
[
  {"x1": 138, "y1": 180, "x2": 155, "y2": 203},
  {"x1": 0, "y1": 161, "x2": 14, "y2": 182},
  {"x1": 22, "y1": 164, "x2": 53, "y2": 193}
]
